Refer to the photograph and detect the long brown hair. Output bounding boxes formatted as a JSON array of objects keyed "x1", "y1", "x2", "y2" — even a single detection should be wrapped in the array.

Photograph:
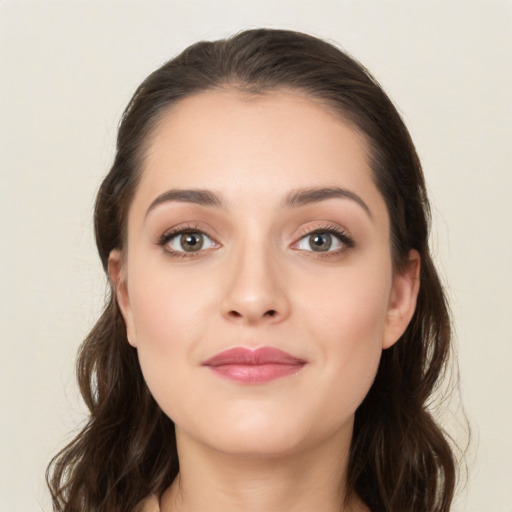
[{"x1": 47, "y1": 28, "x2": 459, "y2": 511}]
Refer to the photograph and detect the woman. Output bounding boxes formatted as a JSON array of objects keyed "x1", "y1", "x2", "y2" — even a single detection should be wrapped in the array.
[{"x1": 47, "y1": 28, "x2": 458, "y2": 512}]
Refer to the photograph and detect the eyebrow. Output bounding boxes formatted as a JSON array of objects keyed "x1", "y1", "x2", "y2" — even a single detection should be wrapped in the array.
[
  {"x1": 145, "y1": 185, "x2": 372, "y2": 219},
  {"x1": 283, "y1": 186, "x2": 373, "y2": 218},
  {"x1": 145, "y1": 188, "x2": 223, "y2": 218}
]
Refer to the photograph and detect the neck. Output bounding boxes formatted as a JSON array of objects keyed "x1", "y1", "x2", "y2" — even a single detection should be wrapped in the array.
[{"x1": 160, "y1": 427, "x2": 367, "y2": 512}]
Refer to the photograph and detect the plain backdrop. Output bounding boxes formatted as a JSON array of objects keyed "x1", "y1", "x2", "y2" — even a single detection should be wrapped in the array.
[{"x1": 1, "y1": 1, "x2": 511, "y2": 511}]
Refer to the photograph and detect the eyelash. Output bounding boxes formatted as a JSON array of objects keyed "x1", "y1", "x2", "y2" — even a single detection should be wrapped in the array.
[
  {"x1": 156, "y1": 223, "x2": 355, "y2": 259},
  {"x1": 293, "y1": 224, "x2": 355, "y2": 257},
  {"x1": 157, "y1": 224, "x2": 217, "y2": 259}
]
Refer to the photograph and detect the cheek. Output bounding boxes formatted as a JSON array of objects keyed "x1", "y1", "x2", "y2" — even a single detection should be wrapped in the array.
[
  {"x1": 126, "y1": 267, "x2": 214, "y2": 406},
  {"x1": 296, "y1": 266, "x2": 391, "y2": 411},
  {"x1": 299, "y1": 263, "x2": 391, "y2": 345},
  {"x1": 128, "y1": 259, "x2": 215, "y2": 346}
]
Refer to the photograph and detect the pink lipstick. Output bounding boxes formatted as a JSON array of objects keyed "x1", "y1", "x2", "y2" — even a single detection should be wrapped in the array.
[{"x1": 202, "y1": 347, "x2": 306, "y2": 383}]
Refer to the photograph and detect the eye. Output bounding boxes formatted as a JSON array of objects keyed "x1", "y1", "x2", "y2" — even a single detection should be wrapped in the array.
[
  {"x1": 295, "y1": 228, "x2": 354, "y2": 254},
  {"x1": 159, "y1": 229, "x2": 218, "y2": 255}
]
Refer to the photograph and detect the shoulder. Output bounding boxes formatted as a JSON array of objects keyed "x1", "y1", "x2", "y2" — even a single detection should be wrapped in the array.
[{"x1": 134, "y1": 494, "x2": 160, "y2": 512}]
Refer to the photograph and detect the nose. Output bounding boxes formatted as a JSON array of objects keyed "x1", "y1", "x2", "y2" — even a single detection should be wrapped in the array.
[{"x1": 220, "y1": 242, "x2": 291, "y2": 325}]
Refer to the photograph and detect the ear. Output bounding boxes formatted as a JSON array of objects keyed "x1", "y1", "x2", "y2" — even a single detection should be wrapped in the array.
[
  {"x1": 382, "y1": 249, "x2": 421, "y2": 349},
  {"x1": 108, "y1": 249, "x2": 137, "y2": 347}
]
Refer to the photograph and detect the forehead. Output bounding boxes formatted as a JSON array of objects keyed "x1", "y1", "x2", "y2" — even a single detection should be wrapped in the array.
[{"x1": 132, "y1": 88, "x2": 386, "y2": 218}]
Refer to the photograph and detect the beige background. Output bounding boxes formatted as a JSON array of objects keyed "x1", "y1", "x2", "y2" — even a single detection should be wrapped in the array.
[{"x1": 1, "y1": 1, "x2": 511, "y2": 511}]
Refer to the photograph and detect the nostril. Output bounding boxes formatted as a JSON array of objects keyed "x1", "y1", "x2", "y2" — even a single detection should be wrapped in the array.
[{"x1": 225, "y1": 309, "x2": 278, "y2": 321}]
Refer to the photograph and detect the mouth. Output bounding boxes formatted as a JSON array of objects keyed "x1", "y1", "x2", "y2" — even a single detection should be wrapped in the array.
[{"x1": 202, "y1": 346, "x2": 307, "y2": 383}]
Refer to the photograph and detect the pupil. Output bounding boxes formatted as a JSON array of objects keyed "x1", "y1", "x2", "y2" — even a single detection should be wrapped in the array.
[
  {"x1": 311, "y1": 233, "x2": 331, "y2": 252},
  {"x1": 181, "y1": 233, "x2": 203, "y2": 251}
]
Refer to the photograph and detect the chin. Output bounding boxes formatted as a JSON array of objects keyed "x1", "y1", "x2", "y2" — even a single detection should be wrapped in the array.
[
  {"x1": 208, "y1": 428, "x2": 308, "y2": 458},
  {"x1": 176, "y1": 405, "x2": 354, "y2": 460}
]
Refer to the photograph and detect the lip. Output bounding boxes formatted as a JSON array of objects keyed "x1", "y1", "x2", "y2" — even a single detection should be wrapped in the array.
[{"x1": 202, "y1": 347, "x2": 307, "y2": 383}]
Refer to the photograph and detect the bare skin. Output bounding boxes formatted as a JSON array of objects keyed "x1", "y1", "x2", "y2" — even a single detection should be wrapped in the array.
[
  {"x1": 111, "y1": 89, "x2": 419, "y2": 512},
  {"x1": 159, "y1": 426, "x2": 368, "y2": 512}
]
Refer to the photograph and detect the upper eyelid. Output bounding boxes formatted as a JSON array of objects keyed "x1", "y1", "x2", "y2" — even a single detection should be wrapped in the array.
[
  {"x1": 159, "y1": 223, "x2": 220, "y2": 241},
  {"x1": 294, "y1": 222, "x2": 352, "y2": 239}
]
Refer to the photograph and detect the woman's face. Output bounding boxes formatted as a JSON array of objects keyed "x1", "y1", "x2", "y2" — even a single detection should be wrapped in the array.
[{"x1": 110, "y1": 89, "x2": 418, "y2": 457}]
